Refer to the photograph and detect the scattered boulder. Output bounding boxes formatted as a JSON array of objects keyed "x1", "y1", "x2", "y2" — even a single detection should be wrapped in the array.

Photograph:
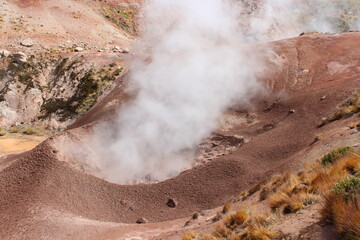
[
  {"x1": 0, "y1": 49, "x2": 10, "y2": 58},
  {"x1": 320, "y1": 96, "x2": 326, "y2": 100},
  {"x1": 166, "y1": 198, "x2": 178, "y2": 208},
  {"x1": 12, "y1": 52, "x2": 27, "y2": 63},
  {"x1": 136, "y1": 217, "x2": 148, "y2": 224},
  {"x1": 288, "y1": 109, "x2": 296, "y2": 114},
  {"x1": 49, "y1": 119, "x2": 60, "y2": 131},
  {"x1": 74, "y1": 47, "x2": 84, "y2": 52},
  {"x1": 121, "y1": 48, "x2": 130, "y2": 54},
  {"x1": 20, "y1": 38, "x2": 34, "y2": 47}
]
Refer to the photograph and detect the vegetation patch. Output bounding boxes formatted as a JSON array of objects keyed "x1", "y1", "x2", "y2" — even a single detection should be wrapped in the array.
[
  {"x1": 332, "y1": 173, "x2": 360, "y2": 199},
  {"x1": 321, "y1": 146, "x2": 354, "y2": 166},
  {"x1": 301, "y1": 0, "x2": 360, "y2": 32},
  {"x1": 22, "y1": 126, "x2": 36, "y2": 135},
  {"x1": 100, "y1": 6, "x2": 137, "y2": 35},
  {"x1": 40, "y1": 62, "x2": 123, "y2": 120},
  {"x1": 184, "y1": 146, "x2": 360, "y2": 240},
  {"x1": 0, "y1": 128, "x2": 6, "y2": 136},
  {"x1": 319, "y1": 91, "x2": 360, "y2": 127}
]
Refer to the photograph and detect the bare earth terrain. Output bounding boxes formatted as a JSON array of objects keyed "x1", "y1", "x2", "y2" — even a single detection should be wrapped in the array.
[{"x1": 1, "y1": 0, "x2": 360, "y2": 240}]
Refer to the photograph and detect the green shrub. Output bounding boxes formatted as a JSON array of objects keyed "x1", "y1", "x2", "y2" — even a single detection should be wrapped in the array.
[
  {"x1": 0, "y1": 128, "x2": 6, "y2": 136},
  {"x1": 332, "y1": 173, "x2": 360, "y2": 199},
  {"x1": 321, "y1": 147, "x2": 354, "y2": 166},
  {"x1": 9, "y1": 126, "x2": 19, "y2": 133},
  {"x1": 22, "y1": 126, "x2": 36, "y2": 135}
]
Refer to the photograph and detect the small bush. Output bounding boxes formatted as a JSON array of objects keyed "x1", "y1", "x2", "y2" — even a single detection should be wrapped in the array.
[
  {"x1": 222, "y1": 202, "x2": 231, "y2": 214},
  {"x1": 192, "y1": 212, "x2": 200, "y2": 220},
  {"x1": 0, "y1": 128, "x2": 6, "y2": 136},
  {"x1": 332, "y1": 174, "x2": 360, "y2": 199},
  {"x1": 321, "y1": 147, "x2": 354, "y2": 166},
  {"x1": 22, "y1": 126, "x2": 36, "y2": 135},
  {"x1": 322, "y1": 189, "x2": 360, "y2": 239},
  {"x1": 212, "y1": 223, "x2": 231, "y2": 238},
  {"x1": 212, "y1": 212, "x2": 223, "y2": 222},
  {"x1": 224, "y1": 210, "x2": 248, "y2": 230},
  {"x1": 182, "y1": 232, "x2": 197, "y2": 240},
  {"x1": 240, "y1": 224, "x2": 282, "y2": 240},
  {"x1": 9, "y1": 126, "x2": 19, "y2": 133}
]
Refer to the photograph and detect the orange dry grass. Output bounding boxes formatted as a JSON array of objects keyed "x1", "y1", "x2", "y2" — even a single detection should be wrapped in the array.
[
  {"x1": 182, "y1": 232, "x2": 197, "y2": 240},
  {"x1": 240, "y1": 224, "x2": 281, "y2": 240},
  {"x1": 212, "y1": 223, "x2": 232, "y2": 238},
  {"x1": 223, "y1": 210, "x2": 248, "y2": 230},
  {"x1": 190, "y1": 149, "x2": 360, "y2": 240},
  {"x1": 309, "y1": 155, "x2": 360, "y2": 194},
  {"x1": 222, "y1": 202, "x2": 232, "y2": 214},
  {"x1": 322, "y1": 194, "x2": 360, "y2": 239}
]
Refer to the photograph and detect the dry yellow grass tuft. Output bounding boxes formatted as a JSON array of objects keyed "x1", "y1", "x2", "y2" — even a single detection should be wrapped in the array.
[
  {"x1": 319, "y1": 91, "x2": 360, "y2": 127},
  {"x1": 240, "y1": 224, "x2": 282, "y2": 240},
  {"x1": 222, "y1": 202, "x2": 232, "y2": 214},
  {"x1": 182, "y1": 232, "x2": 197, "y2": 240},
  {"x1": 184, "y1": 148, "x2": 360, "y2": 240}
]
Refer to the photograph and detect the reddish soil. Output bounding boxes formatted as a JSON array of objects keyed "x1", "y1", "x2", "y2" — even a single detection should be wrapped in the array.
[{"x1": 1, "y1": 29, "x2": 360, "y2": 240}]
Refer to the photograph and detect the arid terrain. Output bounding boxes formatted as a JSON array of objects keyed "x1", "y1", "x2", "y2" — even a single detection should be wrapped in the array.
[{"x1": 1, "y1": 0, "x2": 360, "y2": 240}]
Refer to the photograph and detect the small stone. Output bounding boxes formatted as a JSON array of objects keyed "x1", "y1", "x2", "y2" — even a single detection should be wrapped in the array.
[
  {"x1": 12, "y1": 52, "x2": 27, "y2": 63},
  {"x1": 0, "y1": 49, "x2": 10, "y2": 57},
  {"x1": 353, "y1": 143, "x2": 359, "y2": 148},
  {"x1": 121, "y1": 48, "x2": 130, "y2": 53},
  {"x1": 20, "y1": 38, "x2": 34, "y2": 47},
  {"x1": 49, "y1": 119, "x2": 60, "y2": 131},
  {"x1": 301, "y1": 69, "x2": 309, "y2": 74},
  {"x1": 74, "y1": 47, "x2": 84, "y2": 52},
  {"x1": 320, "y1": 96, "x2": 326, "y2": 100},
  {"x1": 288, "y1": 109, "x2": 296, "y2": 114},
  {"x1": 166, "y1": 198, "x2": 178, "y2": 208},
  {"x1": 136, "y1": 217, "x2": 148, "y2": 224}
]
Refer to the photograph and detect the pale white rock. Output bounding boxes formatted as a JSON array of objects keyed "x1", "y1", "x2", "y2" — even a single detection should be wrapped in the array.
[
  {"x1": 121, "y1": 48, "x2": 130, "y2": 53},
  {"x1": 20, "y1": 38, "x2": 34, "y2": 47},
  {"x1": 0, "y1": 102, "x2": 18, "y2": 127},
  {"x1": 74, "y1": 47, "x2": 84, "y2": 52},
  {"x1": 0, "y1": 49, "x2": 10, "y2": 57},
  {"x1": 12, "y1": 52, "x2": 27, "y2": 63},
  {"x1": 49, "y1": 118, "x2": 60, "y2": 131}
]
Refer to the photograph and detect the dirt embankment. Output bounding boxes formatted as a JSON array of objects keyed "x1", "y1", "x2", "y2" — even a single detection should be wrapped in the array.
[{"x1": 0, "y1": 32, "x2": 360, "y2": 239}]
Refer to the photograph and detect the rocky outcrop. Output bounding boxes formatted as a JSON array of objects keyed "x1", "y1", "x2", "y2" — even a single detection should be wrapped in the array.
[{"x1": 0, "y1": 53, "x2": 125, "y2": 130}]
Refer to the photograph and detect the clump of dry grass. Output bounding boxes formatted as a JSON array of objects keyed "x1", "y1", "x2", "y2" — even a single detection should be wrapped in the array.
[
  {"x1": 184, "y1": 148, "x2": 360, "y2": 240},
  {"x1": 212, "y1": 212, "x2": 223, "y2": 223},
  {"x1": 222, "y1": 202, "x2": 232, "y2": 214},
  {"x1": 321, "y1": 146, "x2": 353, "y2": 166},
  {"x1": 182, "y1": 232, "x2": 197, "y2": 240},
  {"x1": 9, "y1": 126, "x2": 19, "y2": 133},
  {"x1": 223, "y1": 210, "x2": 248, "y2": 230},
  {"x1": 248, "y1": 180, "x2": 267, "y2": 197},
  {"x1": 319, "y1": 91, "x2": 360, "y2": 127},
  {"x1": 22, "y1": 126, "x2": 36, "y2": 135},
  {"x1": 0, "y1": 128, "x2": 6, "y2": 136},
  {"x1": 321, "y1": 172, "x2": 360, "y2": 239},
  {"x1": 239, "y1": 224, "x2": 282, "y2": 240},
  {"x1": 212, "y1": 223, "x2": 232, "y2": 238}
]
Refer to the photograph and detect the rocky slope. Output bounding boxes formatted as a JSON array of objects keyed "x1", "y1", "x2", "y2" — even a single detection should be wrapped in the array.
[
  {"x1": 0, "y1": 0, "x2": 139, "y2": 130},
  {"x1": 0, "y1": 32, "x2": 359, "y2": 240}
]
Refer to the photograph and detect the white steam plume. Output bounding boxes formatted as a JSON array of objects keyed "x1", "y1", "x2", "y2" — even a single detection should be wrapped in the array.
[
  {"x1": 244, "y1": 0, "x2": 360, "y2": 41},
  {"x1": 92, "y1": 0, "x2": 263, "y2": 184}
]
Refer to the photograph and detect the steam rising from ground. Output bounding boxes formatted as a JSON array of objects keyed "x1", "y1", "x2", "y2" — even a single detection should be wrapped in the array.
[
  {"x1": 93, "y1": 0, "x2": 262, "y2": 184},
  {"x1": 245, "y1": 0, "x2": 360, "y2": 41},
  {"x1": 73, "y1": 0, "x2": 360, "y2": 184}
]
